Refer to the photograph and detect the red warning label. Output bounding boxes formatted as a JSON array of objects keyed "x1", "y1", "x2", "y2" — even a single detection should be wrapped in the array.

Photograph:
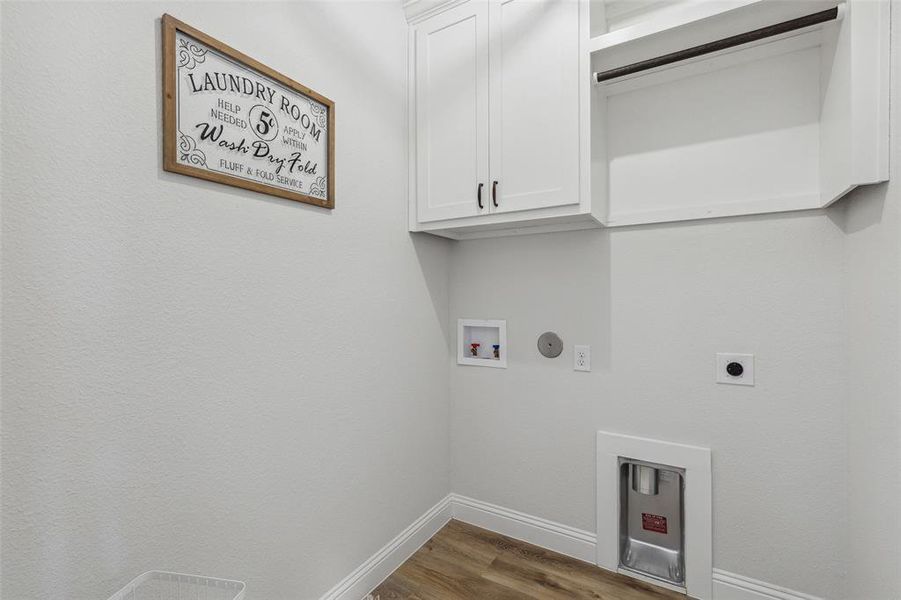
[{"x1": 642, "y1": 513, "x2": 668, "y2": 534}]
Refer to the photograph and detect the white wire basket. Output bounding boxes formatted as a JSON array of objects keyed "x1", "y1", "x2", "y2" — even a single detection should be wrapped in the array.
[{"x1": 107, "y1": 571, "x2": 245, "y2": 600}]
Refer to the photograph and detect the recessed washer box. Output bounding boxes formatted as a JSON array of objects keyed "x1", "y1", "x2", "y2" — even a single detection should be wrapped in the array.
[{"x1": 457, "y1": 319, "x2": 506, "y2": 368}]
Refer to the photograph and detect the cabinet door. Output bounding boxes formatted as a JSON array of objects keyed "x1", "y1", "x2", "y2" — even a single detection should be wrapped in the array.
[
  {"x1": 414, "y1": 1, "x2": 490, "y2": 223},
  {"x1": 489, "y1": 0, "x2": 580, "y2": 213}
]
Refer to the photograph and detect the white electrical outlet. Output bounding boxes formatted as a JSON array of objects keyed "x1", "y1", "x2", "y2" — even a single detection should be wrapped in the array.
[
  {"x1": 574, "y1": 345, "x2": 591, "y2": 372},
  {"x1": 716, "y1": 353, "x2": 754, "y2": 386}
]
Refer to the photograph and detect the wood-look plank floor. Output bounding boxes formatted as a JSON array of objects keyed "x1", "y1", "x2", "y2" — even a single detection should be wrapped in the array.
[{"x1": 370, "y1": 520, "x2": 689, "y2": 600}]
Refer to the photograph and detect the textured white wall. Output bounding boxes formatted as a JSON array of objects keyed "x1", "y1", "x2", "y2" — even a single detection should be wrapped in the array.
[
  {"x1": 448, "y1": 6, "x2": 901, "y2": 594},
  {"x1": 0, "y1": 3, "x2": 451, "y2": 599},
  {"x1": 843, "y1": 184, "x2": 901, "y2": 600},
  {"x1": 449, "y1": 214, "x2": 849, "y2": 597},
  {"x1": 842, "y1": 1, "x2": 901, "y2": 595},
  {"x1": 4, "y1": 3, "x2": 899, "y2": 600}
]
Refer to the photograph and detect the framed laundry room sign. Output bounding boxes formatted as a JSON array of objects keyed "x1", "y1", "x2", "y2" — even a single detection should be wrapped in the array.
[{"x1": 162, "y1": 14, "x2": 335, "y2": 208}]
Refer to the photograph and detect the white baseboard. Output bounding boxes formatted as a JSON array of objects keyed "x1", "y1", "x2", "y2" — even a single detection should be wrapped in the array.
[
  {"x1": 712, "y1": 570, "x2": 824, "y2": 600},
  {"x1": 448, "y1": 493, "x2": 597, "y2": 564},
  {"x1": 317, "y1": 495, "x2": 452, "y2": 600},
  {"x1": 319, "y1": 493, "x2": 822, "y2": 600}
]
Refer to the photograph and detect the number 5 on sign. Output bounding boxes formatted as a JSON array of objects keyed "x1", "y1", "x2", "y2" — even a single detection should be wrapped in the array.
[{"x1": 249, "y1": 105, "x2": 278, "y2": 142}]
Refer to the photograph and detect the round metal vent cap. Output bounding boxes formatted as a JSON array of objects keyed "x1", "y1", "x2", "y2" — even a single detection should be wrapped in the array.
[{"x1": 537, "y1": 331, "x2": 563, "y2": 358}]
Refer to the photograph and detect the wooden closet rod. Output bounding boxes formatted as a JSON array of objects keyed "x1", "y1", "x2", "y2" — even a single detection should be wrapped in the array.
[{"x1": 594, "y1": 6, "x2": 841, "y2": 83}]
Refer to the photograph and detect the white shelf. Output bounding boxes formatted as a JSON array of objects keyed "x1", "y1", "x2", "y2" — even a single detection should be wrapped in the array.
[
  {"x1": 589, "y1": 0, "x2": 764, "y2": 53},
  {"x1": 596, "y1": 26, "x2": 820, "y2": 95},
  {"x1": 588, "y1": 0, "x2": 889, "y2": 228},
  {"x1": 589, "y1": 0, "x2": 842, "y2": 77}
]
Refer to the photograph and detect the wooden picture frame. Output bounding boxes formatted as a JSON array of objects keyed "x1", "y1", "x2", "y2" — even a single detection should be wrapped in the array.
[{"x1": 162, "y1": 14, "x2": 335, "y2": 208}]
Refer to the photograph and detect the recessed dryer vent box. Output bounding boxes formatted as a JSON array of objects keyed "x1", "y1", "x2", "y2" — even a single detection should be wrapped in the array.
[
  {"x1": 457, "y1": 319, "x2": 506, "y2": 368},
  {"x1": 619, "y1": 458, "x2": 686, "y2": 588}
]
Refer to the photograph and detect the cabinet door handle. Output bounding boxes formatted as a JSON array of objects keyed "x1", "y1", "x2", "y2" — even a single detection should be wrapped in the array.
[
  {"x1": 478, "y1": 182, "x2": 484, "y2": 209},
  {"x1": 492, "y1": 181, "x2": 498, "y2": 207}
]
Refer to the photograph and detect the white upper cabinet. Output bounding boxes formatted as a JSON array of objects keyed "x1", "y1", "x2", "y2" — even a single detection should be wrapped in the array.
[
  {"x1": 408, "y1": 0, "x2": 597, "y2": 239},
  {"x1": 489, "y1": 0, "x2": 581, "y2": 214},
  {"x1": 406, "y1": 0, "x2": 890, "y2": 237},
  {"x1": 413, "y1": 2, "x2": 490, "y2": 223}
]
